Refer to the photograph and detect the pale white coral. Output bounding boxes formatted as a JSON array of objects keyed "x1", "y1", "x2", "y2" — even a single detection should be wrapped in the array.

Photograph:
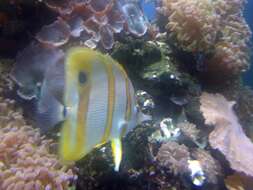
[{"x1": 200, "y1": 92, "x2": 253, "y2": 177}]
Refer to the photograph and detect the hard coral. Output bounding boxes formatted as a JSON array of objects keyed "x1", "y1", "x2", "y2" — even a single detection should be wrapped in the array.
[
  {"x1": 0, "y1": 66, "x2": 76, "y2": 190},
  {"x1": 200, "y1": 92, "x2": 253, "y2": 177},
  {"x1": 36, "y1": 0, "x2": 147, "y2": 50}
]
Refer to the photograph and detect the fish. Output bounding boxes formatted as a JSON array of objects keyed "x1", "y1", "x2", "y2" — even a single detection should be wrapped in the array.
[{"x1": 35, "y1": 47, "x2": 150, "y2": 171}]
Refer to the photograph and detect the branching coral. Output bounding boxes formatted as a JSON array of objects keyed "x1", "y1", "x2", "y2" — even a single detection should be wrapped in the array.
[
  {"x1": 157, "y1": 0, "x2": 251, "y2": 74},
  {"x1": 36, "y1": 0, "x2": 148, "y2": 50},
  {"x1": 200, "y1": 92, "x2": 253, "y2": 177},
  {"x1": 0, "y1": 66, "x2": 76, "y2": 190}
]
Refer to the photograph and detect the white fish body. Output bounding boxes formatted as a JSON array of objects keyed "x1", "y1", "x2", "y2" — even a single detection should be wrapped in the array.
[{"x1": 37, "y1": 47, "x2": 143, "y2": 170}]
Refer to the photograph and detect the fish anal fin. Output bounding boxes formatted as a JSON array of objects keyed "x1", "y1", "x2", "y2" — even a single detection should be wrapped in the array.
[{"x1": 111, "y1": 138, "x2": 122, "y2": 172}]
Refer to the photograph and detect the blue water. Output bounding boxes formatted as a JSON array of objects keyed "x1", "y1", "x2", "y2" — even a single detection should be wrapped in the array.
[
  {"x1": 243, "y1": 1, "x2": 253, "y2": 88},
  {"x1": 141, "y1": 1, "x2": 253, "y2": 88},
  {"x1": 141, "y1": 1, "x2": 156, "y2": 21}
]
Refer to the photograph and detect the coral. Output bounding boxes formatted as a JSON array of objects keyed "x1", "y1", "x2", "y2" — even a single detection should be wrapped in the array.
[
  {"x1": 157, "y1": 0, "x2": 251, "y2": 75},
  {"x1": 0, "y1": 64, "x2": 76, "y2": 190},
  {"x1": 176, "y1": 122, "x2": 200, "y2": 142},
  {"x1": 36, "y1": 0, "x2": 148, "y2": 50},
  {"x1": 234, "y1": 87, "x2": 253, "y2": 141},
  {"x1": 200, "y1": 92, "x2": 253, "y2": 177},
  {"x1": 156, "y1": 141, "x2": 190, "y2": 175},
  {"x1": 10, "y1": 43, "x2": 64, "y2": 100},
  {"x1": 191, "y1": 149, "x2": 221, "y2": 184},
  {"x1": 157, "y1": 0, "x2": 220, "y2": 52},
  {"x1": 225, "y1": 173, "x2": 253, "y2": 190},
  {"x1": 208, "y1": 0, "x2": 251, "y2": 74}
]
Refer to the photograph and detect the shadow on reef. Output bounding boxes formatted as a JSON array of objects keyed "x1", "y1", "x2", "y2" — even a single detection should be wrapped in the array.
[
  {"x1": 0, "y1": 0, "x2": 56, "y2": 57},
  {"x1": 112, "y1": 37, "x2": 202, "y2": 121}
]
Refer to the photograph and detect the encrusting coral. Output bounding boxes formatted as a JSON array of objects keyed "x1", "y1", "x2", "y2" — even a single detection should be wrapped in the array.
[
  {"x1": 0, "y1": 64, "x2": 76, "y2": 190},
  {"x1": 157, "y1": 0, "x2": 251, "y2": 75},
  {"x1": 200, "y1": 92, "x2": 253, "y2": 177}
]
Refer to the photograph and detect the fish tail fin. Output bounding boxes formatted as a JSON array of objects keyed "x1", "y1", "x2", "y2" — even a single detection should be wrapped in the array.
[{"x1": 111, "y1": 138, "x2": 122, "y2": 172}]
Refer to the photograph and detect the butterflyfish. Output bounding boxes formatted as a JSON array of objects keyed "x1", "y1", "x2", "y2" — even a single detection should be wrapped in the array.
[{"x1": 34, "y1": 47, "x2": 150, "y2": 171}]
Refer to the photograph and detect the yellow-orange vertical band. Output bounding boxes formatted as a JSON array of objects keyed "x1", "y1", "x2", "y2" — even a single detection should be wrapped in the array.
[
  {"x1": 118, "y1": 65, "x2": 132, "y2": 122},
  {"x1": 74, "y1": 81, "x2": 91, "y2": 157},
  {"x1": 101, "y1": 62, "x2": 115, "y2": 143}
]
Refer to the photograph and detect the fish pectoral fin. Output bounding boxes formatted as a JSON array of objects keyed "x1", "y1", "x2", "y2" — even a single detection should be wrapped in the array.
[{"x1": 111, "y1": 138, "x2": 122, "y2": 172}]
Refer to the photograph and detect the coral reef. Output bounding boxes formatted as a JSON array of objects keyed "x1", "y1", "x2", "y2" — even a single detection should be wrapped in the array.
[
  {"x1": 191, "y1": 149, "x2": 222, "y2": 185},
  {"x1": 157, "y1": 0, "x2": 251, "y2": 75},
  {"x1": 37, "y1": 0, "x2": 148, "y2": 50},
  {"x1": 156, "y1": 141, "x2": 190, "y2": 175},
  {"x1": 200, "y1": 92, "x2": 253, "y2": 177},
  {"x1": 176, "y1": 122, "x2": 200, "y2": 142},
  {"x1": 1, "y1": 0, "x2": 253, "y2": 189},
  {"x1": 0, "y1": 62, "x2": 76, "y2": 190},
  {"x1": 157, "y1": 0, "x2": 219, "y2": 52}
]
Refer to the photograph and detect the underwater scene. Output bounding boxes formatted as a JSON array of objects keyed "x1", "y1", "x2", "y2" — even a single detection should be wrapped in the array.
[{"x1": 0, "y1": 0, "x2": 253, "y2": 189}]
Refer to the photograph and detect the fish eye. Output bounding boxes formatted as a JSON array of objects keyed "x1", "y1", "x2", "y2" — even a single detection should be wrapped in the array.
[{"x1": 78, "y1": 71, "x2": 87, "y2": 84}]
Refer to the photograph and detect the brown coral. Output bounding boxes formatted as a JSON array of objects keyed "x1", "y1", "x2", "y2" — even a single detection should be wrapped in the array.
[
  {"x1": 206, "y1": 0, "x2": 251, "y2": 75},
  {"x1": 157, "y1": 0, "x2": 251, "y2": 75},
  {"x1": 225, "y1": 173, "x2": 253, "y2": 190},
  {"x1": 200, "y1": 92, "x2": 253, "y2": 177},
  {"x1": 156, "y1": 141, "x2": 190, "y2": 175},
  {"x1": 157, "y1": 0, "x2": 220, "y2": 52},
  {"x1": 0, "y1": 65, "x2": 76, "y2": 190},
  {"x1": 176, "y1": 121, "x2": 200, "y2": 142}
]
